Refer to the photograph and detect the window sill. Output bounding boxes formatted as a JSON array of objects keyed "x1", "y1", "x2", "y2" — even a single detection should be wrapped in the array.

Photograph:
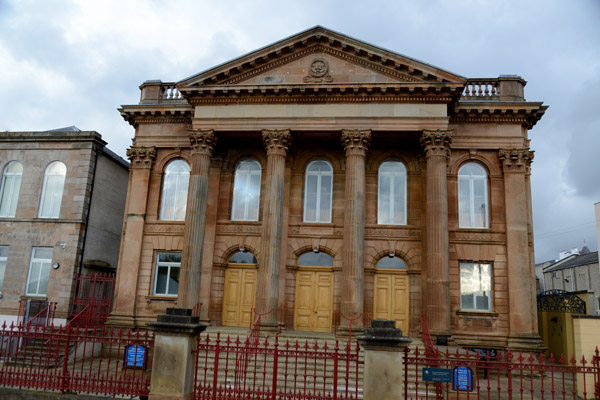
[
  {"x1": 146, "y1": 295, "x2": 178, "y2": 302},
  {"x1": 20, "y1": 295, "x2": 49, "y2": 301},
  {"x1": 457, "y1": 227, "x2": 490, "y2": 231},
  {"x1": 456, "y1": 310, "x2": 498, "y2": 318}
]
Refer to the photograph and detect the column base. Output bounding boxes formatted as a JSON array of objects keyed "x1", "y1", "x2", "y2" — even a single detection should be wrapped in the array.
[{"x1": 507, "y1": 334, "x2": 545, "y2": 353}]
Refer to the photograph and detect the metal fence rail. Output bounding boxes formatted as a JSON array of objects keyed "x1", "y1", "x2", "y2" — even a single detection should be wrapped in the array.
[
  {"x1": 194, "y1": 332, "x2": 362, "y2": 400},
  {"x1": 0, "y1": 322, "x2": 153, "y2": 397},
  {"x1": 404, "y1": 345, "x2": 600, "y2": 400}
]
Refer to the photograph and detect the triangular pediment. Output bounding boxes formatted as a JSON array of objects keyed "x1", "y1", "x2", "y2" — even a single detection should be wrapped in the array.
[{"x1": 179, "y1": 26, "x2": 466, "y2": 88}]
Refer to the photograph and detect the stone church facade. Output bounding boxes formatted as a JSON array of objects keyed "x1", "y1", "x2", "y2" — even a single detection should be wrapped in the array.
[{"x1": 109, "y1": 27, "x2": 547, "y2": 350}]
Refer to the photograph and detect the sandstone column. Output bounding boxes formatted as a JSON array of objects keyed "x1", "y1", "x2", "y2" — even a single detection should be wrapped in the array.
[
  {"x1": 178, "y1": 130, "x2": 217, "y2": 309},
  {"x1": 499, "y1": 148, "x2": 541, "y2": 350},
  {"x1": 340, "y1": 129, "x2": 371, "y2": 331},
  {"x1": 109, "y1": 146, "x2": 156, "y2": 327},
  {"x1": 421, "y1": 129, "x2": 452, "y2": 338},
  {"x1": 255, "y1": 129, "x2": 292, "y2": 329}
]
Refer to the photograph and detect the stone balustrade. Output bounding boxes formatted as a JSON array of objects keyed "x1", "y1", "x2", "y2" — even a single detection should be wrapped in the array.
[
  {"x1": 161, "y1": 83, "x2": 182, "y2": 100},
  {"x1": 462, "y1": 79, "x2": 499, "y2": 99}
]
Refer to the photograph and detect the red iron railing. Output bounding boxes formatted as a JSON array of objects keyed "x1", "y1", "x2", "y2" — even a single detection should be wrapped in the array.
[
  {"x1": 69, "y1": 272, "x2": 115, "y2": 330},
  {"x1": 404, "y1": 345, "x2": 600, "y2": 400},
  {"x1": 18, "y1": 300, "x2": 57, "y2": 329},
  {"x1": 0, "y1": 322, "x2": 153, "y2": 397},
  {"x1": 194, "y1": 332, "x2": 362, "y2": 400}
]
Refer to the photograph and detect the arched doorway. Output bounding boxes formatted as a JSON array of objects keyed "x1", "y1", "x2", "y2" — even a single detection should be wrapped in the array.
[
  {"x1": 222, "y1": 251, "x2": 257, "y2": 327},
  {"x1": 294, "y1": 252, "x2": 334, "y2": 332},
  {"x1": 373, "y1": 255, "x2": 410, "y2": 332}
]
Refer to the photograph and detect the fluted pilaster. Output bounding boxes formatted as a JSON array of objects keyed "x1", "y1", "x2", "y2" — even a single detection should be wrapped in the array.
[
  {"x1": 256, "y1": 129, "x2": 292, "y2": 328},
  {"x1": 340, "y1": 129, "x2": 371, "y2": 331},
  {"x1": 499, "y1": 148, "x2": 541, "y2": 350},
  {"x1": 109, "y1": 146, "x2": 156, "y2": 327},
  {"x1": 178, "y1": 130, "x2": 217, "y2": 309},
  {"x1": 421, "y1": 129, "x2": 452, "y2": 337}
]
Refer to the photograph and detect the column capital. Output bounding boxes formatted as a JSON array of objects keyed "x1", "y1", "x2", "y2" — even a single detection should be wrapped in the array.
[
  {"x1": 341, "y1": 129, "x2": 371, "y2": 156},
  {"x1": 498, "y1": 148, "x2": 534, "y2": 173},
  {"x1": 421, "y1": 129, "x2": 453, "y2": 158},
  {"x1": 188, "y1": 129, "x2": 217, "y2": 157},
  {"x1": 126, "y1": 146, "x2": 156, "y2": 168},
  {"x1": 262, "y1": 129, "x2": 292, "y2": 157}
]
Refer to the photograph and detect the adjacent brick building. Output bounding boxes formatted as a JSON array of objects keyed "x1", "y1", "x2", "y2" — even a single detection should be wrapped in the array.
[
  {"x1": 0, "y1": 127, "x2": 129, "y2": 324},
  {"x1": 109, "y1": 27, "x2": 547, "y2": 350}
]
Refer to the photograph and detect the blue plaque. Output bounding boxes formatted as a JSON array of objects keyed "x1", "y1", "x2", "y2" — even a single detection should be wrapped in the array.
[
  {"x1": 422, "y1": 367, "x2": 452, "y2": 383},
  {"x1": 453, "y1": 366, "x2": 472, "y2": 391},
  {"x1": 124, "y1": 344, "x2": 147, "y2": 369}
]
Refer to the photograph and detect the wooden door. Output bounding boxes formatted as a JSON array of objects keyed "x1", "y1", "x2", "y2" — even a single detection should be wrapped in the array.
[
  {"x1": 223, "y1": 267, "x2": 257, "y2": 327},
  {"x1": 294, "y1": 270, "x2": 333, "y2": 332},
  {"x1": 373, "y1": 272, "x2": 409, "y2": 332}
]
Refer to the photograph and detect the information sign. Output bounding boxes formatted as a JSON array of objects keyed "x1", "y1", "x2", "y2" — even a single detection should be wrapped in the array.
[
  {"x1": 453, "y1": 366, "x2": 472, "y2": 391},
  {"x1": 422, "y1": 367, "x2": 452, "y2": 383},
  {"x1": 124, "y1": 344, "x2": 147, "y2": 369}
]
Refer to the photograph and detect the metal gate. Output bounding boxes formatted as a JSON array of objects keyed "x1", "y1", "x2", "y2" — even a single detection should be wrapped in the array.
[{"x1": 69, "y1": 272, "x2": 115, "y2": 329}]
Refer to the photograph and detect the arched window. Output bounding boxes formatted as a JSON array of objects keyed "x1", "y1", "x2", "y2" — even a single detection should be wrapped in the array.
[
  {"x1": 0, "y1": 161, "x2": 23, "y2": 218},
  {"x1": 160, "y1": 160, "x2": 190, "y2": 221},
  {"x1": 38, "y1": 161, "x2": 66, "y2": 218},
  {"x1": 298, "y1": 251, "x2": 333, "y2": 266},
  {"x1": 229, "y1": 251, "x2": 257, "y2": 264},
  {"x1": 376, "y1": 255, "x2": 407, "y2": 269},
  {"x1": 378, "y1": 161, "x2": 407, "y2": 225},
  {"x1": 231, "y1": 159, "x2": 261, "y2": 221},
  {"x1": 458, "y1": 163, "x2": 488, "y2": 228},
  {"x1": 304, "y1": 160, "x2": 333, "y2": 223}
]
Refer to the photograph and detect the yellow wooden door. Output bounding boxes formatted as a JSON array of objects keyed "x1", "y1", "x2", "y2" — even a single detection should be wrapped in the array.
[
  {"x1": 373, "y1": 273, "x2": 409, "y2": 333},
  {"x1": 294, "y1": 270, "x2": 333, "y2": 332},
  {"x1": 223, "y1": 267, "x2": 257, "y2": 327}
]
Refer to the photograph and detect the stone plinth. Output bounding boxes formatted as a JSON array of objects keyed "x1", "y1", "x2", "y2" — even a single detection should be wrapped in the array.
[
  {"x1": 358, "y1": 320, "x2": 412, "y2": 400},
  {"x1": 147, "y1": 308, "x2": 207, "y2": 400}
]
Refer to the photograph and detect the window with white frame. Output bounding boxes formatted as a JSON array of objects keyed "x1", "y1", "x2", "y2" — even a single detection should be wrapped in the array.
[
  {"x1": 231, "y1": 159, "x2": 261, "y2": 221},
  {"x1": 160, "y1": 160, "x2": 190, "y2": 221},
  {"x1": 153, "y1": 252, "x2": 181, "y2": 296},
  {"x1": 378, "y1": 161, "x2": 407, "y2": 225},
  {"x1": 458, "y1": 163, "x2": 488, "y2": 228},
  {"x1": 460, "y1": 262, "x2": 492, "y2": 312},
  {"x1": 26, "y1": 247, "x2": 53, "y2": 296},
  {"x1": 0, "y1": 161, "x2": 23, "y2": 218},
  {"x1": 303, "y1": 160, "x2": 333, "y2": 223},
  {"x1": 38, "y1": 161, "x2": 66, "y2": 219},
  {"x1": 0, "y1": 246, "x2": 8, "y2": 294}
]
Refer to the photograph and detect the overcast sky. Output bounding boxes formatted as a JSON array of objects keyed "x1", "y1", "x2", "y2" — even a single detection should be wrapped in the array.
[{"x1": 1, "y1": 0, "x2": 598, "y2": 263}]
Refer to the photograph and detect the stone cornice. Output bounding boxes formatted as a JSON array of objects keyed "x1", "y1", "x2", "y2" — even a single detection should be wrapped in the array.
[
  {"x1": 420, "y1": 129, "x2": 453, "y2": 158},
  {"x1": 450, "y1": 102, "x2": 547, "y2": 129},
  {"x1": 341, "y1": 129, "x2": 371, "y2": 156},
  {"x1": 126, "y1": 146, "x2": 156, "y2": 168},
  {"x1": 498, "y1": 148, "x2": 534, "y2": 173},
  {"x1": 119, "y1": 105, "x2": 193, "y2": 128},
  {"x1": 181, "y1": 83, "x2": 463, "y2": 105},
  {"x1": 262, "y1": 129, "x2": 292, "y2": 157},
  {"x1": 188, "y1": 130, "x2": 217, "y2": 157}
]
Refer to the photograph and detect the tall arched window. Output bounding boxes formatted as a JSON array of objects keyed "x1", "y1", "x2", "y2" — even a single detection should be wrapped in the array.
[
  {"x1": 304, "y1": 160, "x2": 333, "y2": 223},
  {"x1": 458, "y1": 163, "x2": 488, "y2": 228},
  {"x1": 378, "y1": 161, "x2": 407, "y2": 225},
  {"x1": 231, "y1": 159, "x2": 261, "y2": 221},
  {"x1": 0, "y1": 161, "x2": 23, "y2": 218},
  {"x1": 38, "y1": 161, "x2": 66, "y2": 219},
  {"x1": 160, "y1": 160, "x2": 190, "y2": 221}
]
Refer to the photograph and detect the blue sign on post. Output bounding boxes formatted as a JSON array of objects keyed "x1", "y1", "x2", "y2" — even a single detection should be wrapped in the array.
[
  {"x1": 124, "y1": 344, "x2": 147, "y2": 369},
  {"x1": 453, "y1": 366, "x2": 472, "y2": 391}
]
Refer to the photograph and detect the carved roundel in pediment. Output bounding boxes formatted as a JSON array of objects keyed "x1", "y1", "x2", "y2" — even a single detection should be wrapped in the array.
[{"x1": 304, "y1": 57, "x2": 333, "y2": 83}]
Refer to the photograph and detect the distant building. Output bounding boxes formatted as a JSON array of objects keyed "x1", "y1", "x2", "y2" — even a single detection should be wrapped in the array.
[
  {"x1": 542, "y1": 248, "x2": 600, "y2": 315},
  {"x1": 110, "y1": 26, "x2": 547, "y2": 351},
  {"x1": 0, "y1": 127, "x2": 129, "y2": 324}
]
